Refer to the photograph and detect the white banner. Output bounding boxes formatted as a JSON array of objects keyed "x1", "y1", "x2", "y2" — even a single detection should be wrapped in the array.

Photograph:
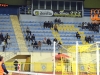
[{"x1": 33, "y1": 10, "x2": 53, "y2": 16}]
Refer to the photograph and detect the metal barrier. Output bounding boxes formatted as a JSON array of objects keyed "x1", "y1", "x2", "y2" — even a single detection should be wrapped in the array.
[{"x1": 5, "y1": 62, "x2": 98, "y2": 73}]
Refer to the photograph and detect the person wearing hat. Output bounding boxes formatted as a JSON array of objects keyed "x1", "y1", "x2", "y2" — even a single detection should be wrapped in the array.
[
  {"x1": 0, "y1": 56, "x2": 9, "y2": 75},
  {"x1": 14, "y1": 59, "x2": 18, "y2": 71}
]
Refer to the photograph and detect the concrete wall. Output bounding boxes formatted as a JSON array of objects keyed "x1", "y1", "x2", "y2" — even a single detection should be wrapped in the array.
[
  {"x1": 31, "y1": 52, "x2": 55, "y2": 63},
  {"x1": 20, "y1": 14, "x2": 91, "y2": 22}
]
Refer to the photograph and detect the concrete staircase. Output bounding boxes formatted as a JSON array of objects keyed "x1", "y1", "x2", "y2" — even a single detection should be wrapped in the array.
[
  {"x1": 10, "y1": 15, "x2": 28, "y2": 52},
  {"x1": 0, "y1": 52, "x2": 16, "y2": 62},
  {"x1": 51, "y1": 28, "x2": 62, "y2": 43}
]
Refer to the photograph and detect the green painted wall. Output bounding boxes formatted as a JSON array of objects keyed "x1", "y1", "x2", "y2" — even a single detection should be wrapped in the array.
[
  {"x1": 84, "y1": 0, "x2": 100, "y2": 8},
  {"x1": 0, "y1": 0, "x2": 26, "y2": 5}
]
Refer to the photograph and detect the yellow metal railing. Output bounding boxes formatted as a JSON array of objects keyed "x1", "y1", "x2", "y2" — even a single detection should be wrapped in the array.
[{"x1": 5, "y1": 62, "x2": 98, "y2": 73}]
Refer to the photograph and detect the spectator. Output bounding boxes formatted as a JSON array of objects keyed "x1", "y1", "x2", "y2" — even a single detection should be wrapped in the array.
[
  {"x1": 25, "y1": 34, "x2": 29, "y2": 41},
  {"x1": 5, "y1": 33, "x2": 9, "y2": 46},
  {"x1": 58, "y1": 18, "x2": 61, "y2": 24},
  {"x1": 14, "y1": 59, "x2": 18, "y2": 71},
  {"x1": 82, "y1": 22, "x2": 84, "y2": 29},
  {"x1": 7, "y1": 38, "x2": 11, "y2": 48},
  {"x1": 5, "y1": 33, "x2": 9, "y2": 39},
  {"x1": 47, "y1": 38, "x2": 51, "y2": 45},
  {"x1": 76, "y1": 32, "x2": 81, "y2": 39},
  {"x1": 43, "y1": 21, "x2": 47, "y2": 28},
  {"x1": 54, "y1": 25, "x2": 58, "y2": 32},
  {"x1": 57, "y1": 41, "x2": 62, "y2": 49},
  {"x1": 31, "y1": 40, "x2": 35, "y2": 46},
  {"x1": 38, "y1": 41, "x2": 41, "y2": 49},
  {"x1": 84, "y1": 22, "x2": 88, "y2": 29},
  {"x1": 48, "y1": 21, "x2": 50, "y2": 28},
  {"x1": 33, "y1": 41, "x2": 38, "y2": 49},
  {"x1": 88, "y1": 36, "x2": 91, "y2": 43},
  {"x1": 0, "y1": 33, "x2": 2, "y2": 44},
  {"x1": 26, "y1": 26, "x2": 31, "y2": 35},
  {"x1": 50, "y1": 21, "x2": 53, "y2": 28},
  {"x1": 2, "y1": 40, "x2": 5, "y2": 52},
  {"x1": 91, "y1": 22, "x2": 94, "y2": 31},
  {"x1": 91, "y1": 35, "x2": 94, "y2": 43},
  {"x1": 53, "y1": 38, "x2": 58, "y2": 43},
  {"x1": 45, "y1": 21, "x2": 48, "y2": 28},
  {"x1": 29, "y1": 34, "x2": 32, "y2": 42},
  {"x1": 55, "y1": 18, "x2": 58, "y2": 24},
  {"x1": 0, "y1": 33, "x2": 4, "y2": 42},
  {"x1": 95, "y1": 26, "x2": 99, "y2": 33},
  {"x1": 8, "y1": 35, "x2": 10, "y2": 39},
  {"x1": 85, "y1": 36, "x2": 89, "y2": 43},
  {"x1": 31, "y1": 34, "x2": 35, "y2": 41},
  {"x1": 4, "y1": 38, "x2": 7, "y2": 48},
  {"x1": 87, "y1": 22, "x2": 92, "y2": 30},
  {"x1": 43, "y1": 37, "x2": 47, "y2": 44},
  {"x1": 25, "y1": 34, "x2": 31, "y2": 46}
]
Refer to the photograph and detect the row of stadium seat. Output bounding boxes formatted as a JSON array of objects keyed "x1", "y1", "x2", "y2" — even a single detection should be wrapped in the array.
[
  {"x1": 20, "y1": 21, "x2": 82, "y2": 24},
  {"x1": 0, "y1": 16, "x2": 19, "y2": 52}
]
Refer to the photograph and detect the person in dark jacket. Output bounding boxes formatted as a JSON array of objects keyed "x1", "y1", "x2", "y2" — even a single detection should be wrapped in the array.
[
  {"x1": 76, "y1": 32, "x2": 81, "y2": 39},
  {"x1": 48, "y1": 21, "x2": 50, "y2": 28},
  {"x1": 55, "y1": 18, "x2": 58, "y2": 24},
  {"x1": 43, "y1": 21, "x2": 46, "y2": 28},
  {"x1": 91, "y1": 35, "x2": 94, "y2": 43},
  {"x1": 0, "y1": 55, "x2": 9, "y2": 75},
  {"x1": 85, "y1": 36, "x2": 89, "y2": 43},
  {"x1": 14, "y1": 59, "x2": 18, "y2": 71},
  {"x1": 26, "y1": 26, "x2": 31, "y2": 35},
  {"x1": 0, "y1": 33, "x2": 4, "y2": 41},
  {"x1": 47, "y1": 38, "x2": 51, "y2": 45},
  {"x1": 33, "y1": 41, "x2": 38, "y2": 49},
  {"x1": 50, "y1": 21, "x2": 53, "y2": 28},
  {"x1": 88, "y1": 36, "x2": 91, "y2": 43},
  {"x1": 31, "y1": 34, "x2": 35, "y2": 41},
  {"x1": 0, "y1": 33, "x2": 3, "y2": 44}
]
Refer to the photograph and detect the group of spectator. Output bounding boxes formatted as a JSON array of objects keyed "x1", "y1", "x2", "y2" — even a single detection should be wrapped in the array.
[
  {"x1": 43, "y1": 21, "x2": 53, "y2": 28},
  {"x1": 25, "y1": 33, "x2": 42, "y2": 49},
  {"x1": 25, "y1": 27, "x2": 62, "y2": 49},
  {"x1": 43, "y1": 37, "x2": 62, "y2": 48},
  {"x1": 54, "y1": 18, "x2": 62, "y2": 24},
  {"x1": 82, "y1": 22, "x2": 99, "y2": 33},
  {"x1": 0, "y1": 33, "x2": 11, "y2": 52},
  {"x1": 76, "y1": 32, "x2": 94, "y2": 43},
  {"x1": 85, "y1": 35, "x2": 94, "y2": 43},
  {"x1": 43, "y1": 19, "x2": 61, "y2": 33}
]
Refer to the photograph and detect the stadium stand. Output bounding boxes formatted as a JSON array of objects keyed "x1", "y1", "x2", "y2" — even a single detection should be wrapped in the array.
[
  {"x1": 20, "y1": 19, "x2": 100, "y2": 51},
  {"x1": 20, "y1": 21, "x2": 59, "y2": 52},
  {"x1": 75, "y1": 22, "x2": 100, "y2": 43},
  {"x1": 20, "y1": 20, "x2": 88, "y2": 51},
  {"x1": 0, "y1": 0, "x2": 100, "y2": 75},
  {"x1": 0, "y1": 14, "x2": 19, "y2": 52}
]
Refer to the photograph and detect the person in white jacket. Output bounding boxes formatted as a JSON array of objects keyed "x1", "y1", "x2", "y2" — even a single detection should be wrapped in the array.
[
  {"x1": 2, "y1": 40, "x2": 5, "y2": 52},
  {"x1": 7, "y1": 38, "x2": 11, "y2": 48}
]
